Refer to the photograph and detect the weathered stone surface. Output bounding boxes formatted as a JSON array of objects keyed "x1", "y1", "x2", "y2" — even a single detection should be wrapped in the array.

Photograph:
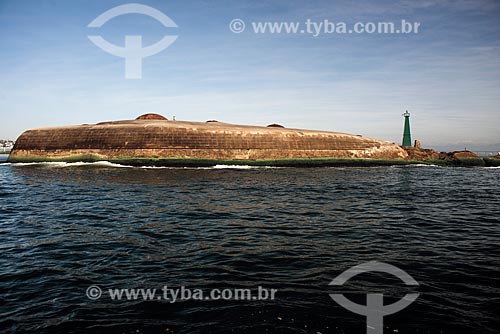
[
  {"x1": 403, "y1": 145, "x2": 439, "y2": 161},
  {"x1": 9, "y1": 116, "x2": 409, "y2": 162}
]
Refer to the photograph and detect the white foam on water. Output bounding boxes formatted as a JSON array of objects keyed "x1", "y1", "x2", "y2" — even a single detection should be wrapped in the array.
[
  {"x1": 411, "y1": 164, "x2": 441, "y2": 167},
  {"x1": 211, "y1": 165, "x2": 281, "y2": 169},
  {"x1": 138, "y1": 166, "x2": 180, "y2": 169},
  {"x1": 8, "y1": 161, "x2": 134, "y2": 168},
  {"x1": 392, "y1": 164, "x2": 442, "y2": 168},
  {"x1": 212, "y1": 165, "x2": 254, "y2": 169},
  {"x1": 64, "y1": 161, "x2": 133, "y2": 168},
  {"x1": 5, "y1": 161, "x2": 281, "y2": 169}
]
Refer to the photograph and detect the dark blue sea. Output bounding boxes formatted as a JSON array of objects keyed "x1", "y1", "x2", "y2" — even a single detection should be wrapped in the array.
[{"x1": 1, "y1": 157, "x2": 499, "y2": 334}]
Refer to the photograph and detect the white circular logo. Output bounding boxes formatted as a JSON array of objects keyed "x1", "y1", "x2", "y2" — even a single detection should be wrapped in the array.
[
  {"x1": 86, "y1": 285, "x2": 102, "y2": 300},
  {"x1": 229, "y1": 19, "x2": 246, "y2": 33}
]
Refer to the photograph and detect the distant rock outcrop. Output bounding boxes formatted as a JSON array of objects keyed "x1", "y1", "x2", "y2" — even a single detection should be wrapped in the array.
[
  {"x1": 484, "y1": 155, "x2": 500, "y2": 167},
  {"x1": 438, "y1": 151, "x2": 485, "y2": 166}
]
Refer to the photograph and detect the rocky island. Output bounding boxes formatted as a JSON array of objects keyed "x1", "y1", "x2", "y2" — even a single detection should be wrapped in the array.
[{"x1": 7, "y1": 114, "x2": 499, "y2": 167}]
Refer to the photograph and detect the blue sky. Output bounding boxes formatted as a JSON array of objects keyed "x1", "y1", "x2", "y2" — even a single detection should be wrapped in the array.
[{"x1": 1, "y1": 0, "x2": 499, "y2": 150}]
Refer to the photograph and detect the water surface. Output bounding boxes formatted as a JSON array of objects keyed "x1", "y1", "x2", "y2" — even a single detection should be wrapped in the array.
[{"x1": 0, "y1": 162, "x2": 499, "y2": 333}]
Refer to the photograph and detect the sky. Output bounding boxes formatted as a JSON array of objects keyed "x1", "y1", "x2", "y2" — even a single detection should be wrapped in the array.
[{"x1": 1, "y1": 0, "x2": 499, "y2": 151}]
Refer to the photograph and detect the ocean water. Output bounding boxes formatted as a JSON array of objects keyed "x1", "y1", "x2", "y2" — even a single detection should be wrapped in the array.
[{"x1": 0, "y1": 160, "x2": 499, "y2": 334}]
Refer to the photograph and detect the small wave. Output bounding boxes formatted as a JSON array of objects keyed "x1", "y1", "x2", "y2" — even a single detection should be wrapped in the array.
[
  {"x1": 63, "y1": 161, "x2": 133, "y2": 168},
  {"x1": 139, "y1": 165, "x2": 281, "y2": 170},
  {"x1": 391, "y1": 164, "x2": 442, "y2": 168},
  {"x1": 211, "y1": 165, "x2": 281, "y2": 169},
  {"x1": 5, "y1": 161, "x2": 281, "y2": 169},
  {"x1": 8, "y1": 161, "x2": 134, "y2": 168},
  {"x1": 213, "y1": 165, "x2": 254, "y2": 169},
  {"x1": 138, "y1": 166, "x2": 174, "y2": 169}
]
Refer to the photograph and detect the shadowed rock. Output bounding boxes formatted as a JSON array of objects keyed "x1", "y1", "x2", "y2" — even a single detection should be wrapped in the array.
[{"x1": 438, "y1": 151, "x2": 485, "y2": 166}]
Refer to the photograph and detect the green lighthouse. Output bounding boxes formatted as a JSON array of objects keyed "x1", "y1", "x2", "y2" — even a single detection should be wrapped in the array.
[{"x1": 402, "y1": 110, "x2": 412, "y2": 147}]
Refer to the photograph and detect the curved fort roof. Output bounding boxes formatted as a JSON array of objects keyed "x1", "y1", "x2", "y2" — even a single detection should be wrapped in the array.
[{"x1": 9, "y1": 114, "x2": 408, "y2": 164}]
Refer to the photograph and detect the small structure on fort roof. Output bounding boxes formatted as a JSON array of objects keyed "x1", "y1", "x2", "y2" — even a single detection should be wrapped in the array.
[{"x1": 136, "y1": 113, "x2": 168, "y2": 120}]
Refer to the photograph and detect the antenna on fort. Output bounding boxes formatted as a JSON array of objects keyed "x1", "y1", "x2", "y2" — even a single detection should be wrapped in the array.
[{"x1": 402, "y1": 110, "x2": 412, "y2": 147}]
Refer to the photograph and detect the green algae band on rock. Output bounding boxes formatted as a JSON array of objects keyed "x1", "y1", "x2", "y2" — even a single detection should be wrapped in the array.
[{"x1": 8, "y1": 114, "x2": 408, "y2": 165}]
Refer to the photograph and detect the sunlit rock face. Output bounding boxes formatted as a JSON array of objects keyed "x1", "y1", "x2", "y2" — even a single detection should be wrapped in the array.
[{"x1": 9, "y1": 114, "x2": 408, "y2": 162}]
